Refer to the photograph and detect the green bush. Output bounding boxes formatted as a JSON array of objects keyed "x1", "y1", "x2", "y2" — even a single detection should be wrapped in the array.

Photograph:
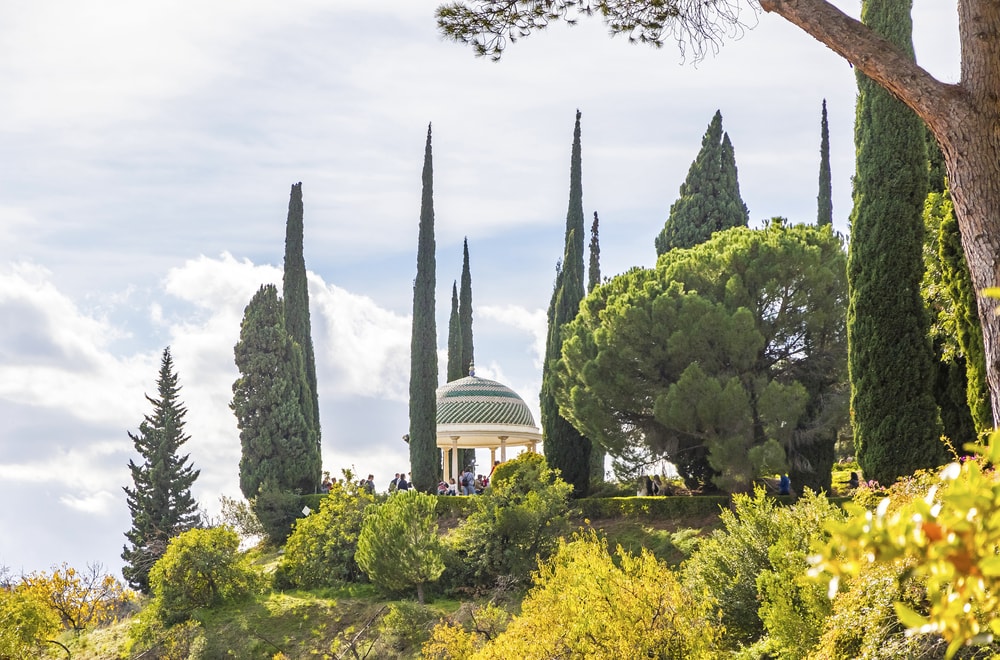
[
  {"x1": 445, "y1": 452, "x2": 573, "y2": 590},
  {"x1": 148, "y1": 526, "x2": 262, "y2": 625},
  {"x1": 377, "y1": 601, "x2": 438, "y2": 655},
  {"x1": 275, "y1": 480, "x2": 376, "y2": 589},
  {"x1": 681, "y1": 487, "x2": 783, "y2": 648},
  {"x1": 251, "y1": 480, "x2": 306, "y2": 544},
  {"x1": 577, "y1": 495, "x2": 730, "y2": 520},
  {"x1": 755, "y1": 490, "x2": 846, "y2": 658},
  {"x1": 0, "y1": 588, "x2": 60, "y2": 659}
]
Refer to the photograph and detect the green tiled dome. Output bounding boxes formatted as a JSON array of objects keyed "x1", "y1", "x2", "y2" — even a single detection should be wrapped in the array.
[{"x1": 436, "y1": 376, "x2": 537, "y2": 427}]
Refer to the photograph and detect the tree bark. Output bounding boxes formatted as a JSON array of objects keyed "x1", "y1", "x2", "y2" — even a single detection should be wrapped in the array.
[{"x1": 761, "y1": 0, "x2": 1000, "y2": 425}]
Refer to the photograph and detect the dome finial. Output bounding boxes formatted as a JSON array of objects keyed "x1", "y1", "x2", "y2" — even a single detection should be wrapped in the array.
[{"x1": 468, "y1": 360, "x2": 475, "y2": 377}]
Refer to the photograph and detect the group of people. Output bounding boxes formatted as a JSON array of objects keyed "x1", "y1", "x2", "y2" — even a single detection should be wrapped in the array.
[
  {"x1": 640, "y1": 474, "x2": 668, "y2": 496},
  {"x1": 318, "y1": 461, "x2": 503, "y2": 497},
  {"x1": 320, "y1": 473, "x2": 376, "y2": 494},
  {"x1": 437, "y1": 467, "x2": 487, "y2": 496}
]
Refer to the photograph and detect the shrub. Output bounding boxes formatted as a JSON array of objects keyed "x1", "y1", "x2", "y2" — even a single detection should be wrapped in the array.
[
  {"x1": 0, "y1": 588, "x2": 60, "y2": 659},
  {"x1": 17, "y1": 562, "x2": 133, "y2": 631},
  {"x1": 474, "y1": 529, "x2": 723, "y2": 658},
  {"x1": 275, "y1": 479, "x2": 376, "y2": 588},
  {"x1": 755, "y1": 490, "x2": 846, "y2": 658},
  {"x1": 377, "y1": 601, "x2": 438, "y2": 654},
  {"x1": 445, "y1": 452, "x2": 573, "y2": 589},
  {"x1": 681, "y1": 487, "x2": 783, "y2": 647},
  {"x1": 251, "y1": 480, "x2": 305, "y2": 544},
  {"x1": 148, "y1": 526, "x2": 262, "y2": 625},
  {"x1": 356, "y1": 489, "x2": 445, "y2": 603}
]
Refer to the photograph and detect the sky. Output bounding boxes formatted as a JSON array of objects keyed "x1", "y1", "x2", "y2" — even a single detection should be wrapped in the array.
[{"x1": 0, "y1": 1, "x2": 959, "y2": 580}]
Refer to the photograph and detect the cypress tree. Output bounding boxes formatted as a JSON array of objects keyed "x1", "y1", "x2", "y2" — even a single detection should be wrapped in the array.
[
  {"x1": 447, "y1": 281, "x2": 462, "y2": 381},
  {"x1": 541, "y1": 110, "x2": 591, "y2": 496},
  {"x1": 122, "y1": 347, "x2": 200, "y2": 594},
  {"x1": 282, "y1": 182, "x2": 321, "y2": 451},
  {"x1": 232, "y1": 284, "x2": 320, "y2": 499},
  {"x1": 457, "y1": 238, "x2": 476, "y2": 471},
  {"x1": 818, "y1": 99, "x2": 833, "y2": 226},
  {"x1": 655, "y1": 110, "x2": 749, "y2": 256},
  {"x1": 848, "y1": 0, "x2": 945, "y2": 485},
  {"x1": 409, "y1": 124, "x2": 439, "y2": 493},
  {"x1": 587, "y1": 211, "x2": 606, "y2": 483}
]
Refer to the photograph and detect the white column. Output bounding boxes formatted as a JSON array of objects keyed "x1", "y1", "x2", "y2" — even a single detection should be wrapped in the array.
[
  {"x1": 499, "y1": 435, "x2": 508, "y2": 462},
  {"x1": 450, "y1": 436, "x2": 460, "y2": 483}
]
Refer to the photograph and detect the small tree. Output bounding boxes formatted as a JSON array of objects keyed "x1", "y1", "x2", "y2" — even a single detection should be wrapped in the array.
[
  {"x1": 276, "y1": 477, "x2": 377, "y2": 588},
  {"x1": 0, "y1": 589, "x2": 59, "y2": 659},
  {"x1": 122, "y1": 347, "x2": 201, "y2": 594},
  {"x1": 18, "y1": 563, "x2": 132, "y2": 632},
  {"x1": 356, "y1": 490, "x2": 445, "y2": 604},
  {"x1": 148, "y1": 526, "x2": 262, "y2": 625}
]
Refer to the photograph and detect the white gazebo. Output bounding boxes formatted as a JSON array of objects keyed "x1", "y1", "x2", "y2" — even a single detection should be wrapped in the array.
[{"x1": 434, "y1": 372, "x2": 542, "y2": 482}]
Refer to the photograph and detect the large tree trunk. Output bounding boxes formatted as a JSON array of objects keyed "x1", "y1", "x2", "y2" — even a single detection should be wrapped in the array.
[{"x1": 762, "y1": 0, "x2": 1000, "y2": 425}]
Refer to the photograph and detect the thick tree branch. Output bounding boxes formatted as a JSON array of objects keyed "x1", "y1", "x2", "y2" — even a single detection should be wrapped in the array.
[{"x1": 760, "y1": 0, "x2": 967, "y2": 136}]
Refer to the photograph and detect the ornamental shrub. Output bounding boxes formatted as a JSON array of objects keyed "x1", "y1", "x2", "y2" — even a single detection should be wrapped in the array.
[
  {"x1": 275, "y1": 478, "x2": 376, "y2": 588},
  {"x1": 148, "y1": 526, "x2": 262, "y2": 625}
]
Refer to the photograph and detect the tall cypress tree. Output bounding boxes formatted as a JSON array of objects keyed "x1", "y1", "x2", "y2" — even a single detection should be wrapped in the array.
[
  {"x1": 122, "y1": 347, "x2": 200, "y2": 594},
  {"x1": 587, "y1": 211, "x2": 606, "y2": 483},
  {"x1": 447, "y1": 281, "x2": 462, "y2": 381},
  {"x1": 848, "y1": 0, "x2": 945, "y2": 485},
  {"x1": 409, "y1": 124, "x2": 439, "y2": 493},
  {"x1": 655, "y1": 110, "x2": 749, "y2": 256},
  {"x1": 232, "y1": 284, "x2": 320, "y2": 499},
  {"x1": 541, "y1": 110, "x2": 591, "y2": 496},
  {"x1": 282, "y1": 182, "x2": 321, "y2": 457},
  {"x1": 459, "y1": 238, "x2": 474, "y2": 376},
  {"x1": 818, "y1": 99, "x2": 833, "y2": 226},
  {"x1": 457, "y1": 238, "x2": 476, "y2": 470}
]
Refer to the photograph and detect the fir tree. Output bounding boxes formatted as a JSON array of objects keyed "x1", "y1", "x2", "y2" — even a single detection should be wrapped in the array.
[
  {"x1": 282, "y1": 182, "x2": 321, "y2": 451},
  {"x1": 232, "y1": 284, "x2": 320, "y2": 500},
  {"x1": 122, "y1": 347, "x2": 201, "y2": 594},
  {"x1": 817, "y1": 99, "x2": 833, "y2": 226},
  {"x1": 409, "y1": 124, "x2": 439, "y2": 493},
  {"x1": 587, "y1": 211, "x2": 606, "y2": 483},
  {"x1": 541, "y1": 110, "x2": 591, "y2": 496},
  {"x1": 655, "y1": 110, "x2": 749, "y2": 256},
  {"x1": 848, "y1": 0, "x2": 945, "y2": 485}
]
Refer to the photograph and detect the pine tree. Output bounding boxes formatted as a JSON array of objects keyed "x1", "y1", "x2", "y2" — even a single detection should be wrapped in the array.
[
  {"x1": 282, "y1": 182, "x2": 321, "y2": 452},
  {"x1": 655, "y1": 110, "x2": 749, "y2": 256},
  {"x1": 848, "y1": 0, "x2": 945, "y2": 485},
  {"x1": 587, "y1": 211, "x2": 606, "y2": 483},
  {"x1": 542, "y1": 110, "x2": 591, "y2": 496},
  {"x1": 409, "y1": 124, "x2": 439, "y2": 493},
  {"x1": 447, "y1": 281, "x2": 462, "y2": 381},
  {"x1": 122, "y1": 347, "x2": 201, "y2": 594},
  {"x1": 817, "y1": 99, "x2": 833, "y2": 226},
  {"x1": 232, "y1": 284, "x2": 320, "y2": 499}
]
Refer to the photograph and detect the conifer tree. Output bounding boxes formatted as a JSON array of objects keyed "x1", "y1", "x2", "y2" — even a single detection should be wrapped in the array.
[
  {"x1": 458, "y1": 238, "x2": 476, "y2": 470},
  {"x1": 409, "y1": 124, "x2": 439, "y2": 493},
  {"x1": 232, "y1": 284, "x2": 320, "y2": 499},
  {"x1": 587, "y1": 211, "x2": 606, "y2": 483},
  {"x1": 655, "y1": 110, "x2": 749, "y2": 256},
  {"x1": 848, "y1": 0, "x2": 945, "y2": 485},
  {"x1": 817, "y1": 99, "x2": 833, "y2": 226},
  {"x1": 122, "y1": 347, "x2": 200, "y2": 594},
  {"x1": 282, "y1": 182, "x2": 321, "y2": 451},
  {"x1": 541, "y1": 110, "x2": 591, "y2": 496},
  {"x1": 459, "y1": 238, "x2": 474, "y2": 376},
  {"x1": 447, "y1": 281, "x2": 462, "y2": 381}
]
